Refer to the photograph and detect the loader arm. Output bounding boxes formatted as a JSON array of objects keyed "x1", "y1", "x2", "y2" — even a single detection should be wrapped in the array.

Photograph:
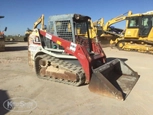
[
  {"x1": 39, "y1": 30, "x2": 139, "y2": 100},
  {"x1": 39, "y1": 30, "x2": 106, "y2": 82}
]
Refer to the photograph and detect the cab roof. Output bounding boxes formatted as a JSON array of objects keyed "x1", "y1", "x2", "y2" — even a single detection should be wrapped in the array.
[{"x1": 49, "y1": 14, "x2": 91, "y2": 22}]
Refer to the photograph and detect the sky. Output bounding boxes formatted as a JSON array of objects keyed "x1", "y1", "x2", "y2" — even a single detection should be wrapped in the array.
[{"x1": 0, "y1": 0, "x2": 153, "y2": 35}]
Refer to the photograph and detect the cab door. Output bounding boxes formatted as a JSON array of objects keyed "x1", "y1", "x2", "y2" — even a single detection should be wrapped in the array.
[{"x1": 139, "y1": 15, "x2": 152, "y2": 37}]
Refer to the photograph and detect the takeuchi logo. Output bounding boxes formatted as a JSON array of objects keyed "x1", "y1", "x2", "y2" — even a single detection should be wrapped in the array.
[{"x1": 3, "y1": 97, "x2": 37, "y2": 112}]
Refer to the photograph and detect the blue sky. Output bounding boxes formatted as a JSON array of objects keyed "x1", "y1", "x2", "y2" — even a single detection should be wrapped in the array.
[{"x1": 0, "y1": 0, "x2": 153, "y2": 35}]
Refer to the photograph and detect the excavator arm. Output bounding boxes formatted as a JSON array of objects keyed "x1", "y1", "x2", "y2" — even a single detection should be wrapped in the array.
[
  {"x1": 24, "y1": 14, "x2": 45, "y2": 42},
  {"x1": 93, "y1": 18, "x2": 104, "y2": 27},
  {"x1": 89, "y1": 11, "x2": 132, "y2": 38},
  {"x1": 103, "y1": 11, "x2": 132, "y2": 31},
  {"x1": 33, "y1": 14, "x2": 45, "y2": 29}
]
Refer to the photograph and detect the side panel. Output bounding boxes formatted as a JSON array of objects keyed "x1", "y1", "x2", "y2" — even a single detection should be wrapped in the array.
[
  {"x1": 28, "y1": 31, "x2": 42, "y2": 69},
  {"x1": 148, "y1": 27, "x2": 153, "y2": 41},
  {"x1": 124, "y1": 28, "x2": 139, "y2": 38}
]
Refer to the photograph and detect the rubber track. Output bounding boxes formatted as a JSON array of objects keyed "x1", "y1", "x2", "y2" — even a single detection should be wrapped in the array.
[{"x1": 35, "y1": 54, "x2": 85, "y2": 86}]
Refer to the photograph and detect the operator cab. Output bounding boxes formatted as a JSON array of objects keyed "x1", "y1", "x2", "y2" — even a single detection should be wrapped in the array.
[
  {"x1": 127, "y1": 15, "x2": 153, "y2": 37},
  {"x1": 46, "y1": 14, "x2": 91, "y2": 50}
]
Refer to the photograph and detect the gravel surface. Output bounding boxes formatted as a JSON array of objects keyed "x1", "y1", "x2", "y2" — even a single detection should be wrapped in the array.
[{"x1": 0, "y1": 42, "x2": 153, "y2": 115}]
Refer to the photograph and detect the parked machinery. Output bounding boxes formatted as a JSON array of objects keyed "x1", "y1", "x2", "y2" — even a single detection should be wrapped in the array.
[
  {"x1": 85, "y1": 11, "x2": 132, "y2": 46},
  {"x1": 24, "y1": 28, "x2": 33, "y2": 42},
  {"x1": 0, "y1": 16, "x2": 7, "y2": 51},
  {"x1": 28, "y1": 14, "x2": 139, "y2": 100},
  {"x1": 111, "y1": 11, "x2": 153, "y2": 54},
  {"x1": 92, "y1": 11, "x2": 132, "y2": 39},
  {"x1": 24, "y1": 14, "x2": 46, "y2": 42},
  {"x1": 102, "y1": 11, "x2": 132, "y2": 37}
]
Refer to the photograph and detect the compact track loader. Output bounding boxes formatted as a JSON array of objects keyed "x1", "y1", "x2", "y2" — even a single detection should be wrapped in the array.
[{"x1": 28, "y1": 14, "x2": 139, "y2": 100}]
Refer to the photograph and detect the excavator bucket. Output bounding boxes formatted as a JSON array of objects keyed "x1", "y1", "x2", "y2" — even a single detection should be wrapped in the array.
[{"x1": 89, "y1": 59, "x2": 140, "y2": 100}]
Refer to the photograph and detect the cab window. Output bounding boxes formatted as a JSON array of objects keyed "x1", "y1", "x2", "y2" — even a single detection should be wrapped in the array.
[{"x1": 128, "y1": 17, "x2": 139, "y2": 28}]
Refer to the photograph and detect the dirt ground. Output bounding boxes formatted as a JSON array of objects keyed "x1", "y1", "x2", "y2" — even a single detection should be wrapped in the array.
[{"x1": 0, "y1": 42, "x2": 153, "y2": 115}]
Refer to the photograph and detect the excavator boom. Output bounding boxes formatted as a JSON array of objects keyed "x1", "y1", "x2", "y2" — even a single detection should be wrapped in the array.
[
  {"x1": 24, "y1": 14, "x2": 45, "y2": 42},
  {"x1": 33, "y1": 14, "x2": 45, "y2": 29},
  {"x1": 103, "y1": 11, "x2": 132, "y2": 31}
]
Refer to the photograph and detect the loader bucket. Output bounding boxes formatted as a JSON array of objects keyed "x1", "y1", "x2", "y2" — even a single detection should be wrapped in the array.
[{"x1": 88, "y1": 59, "x2": 140, "y2": 100}]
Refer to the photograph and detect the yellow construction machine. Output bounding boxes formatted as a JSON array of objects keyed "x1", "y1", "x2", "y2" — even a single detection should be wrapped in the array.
[
  {"x1": 24, "y1": 14, "x2": 46, "y2": 41},
  {"x1": 92, "y1": 11, "x2": 132, "y2": 41},
  {"x1": 0, "y1": 16, "x2": 7, "y2": 51},
  {"x1": 102, "y1": 11, "x2": 132, "y2": 36},
  {"x1": 28, "y1": 14, "x2": 140, "y2": 100},
  {"x1": 111, "y1": 11, "x2": 153, "y2": 54}
]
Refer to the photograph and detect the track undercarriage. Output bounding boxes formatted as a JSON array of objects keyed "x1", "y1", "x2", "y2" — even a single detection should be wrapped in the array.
[
  {"x1": 113, "y1": 39, "x2": 153, "y2": 54},
  {"x1": 35, "y1": 54, "x2": 85, "y2": 86}
]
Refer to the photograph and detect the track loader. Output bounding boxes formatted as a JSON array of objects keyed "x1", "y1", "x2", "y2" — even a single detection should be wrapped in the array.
[{"x1": 28, "y1": 14, "x2": 139, "y2": 100}]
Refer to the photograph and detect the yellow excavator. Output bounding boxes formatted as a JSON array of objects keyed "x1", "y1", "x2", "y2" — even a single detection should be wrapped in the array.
[
  {"x1": 24, "y1": 14, "x2": 46, "y2": 41},
  {"x1": 92, "y1": 11, "x2": 132, "y2": 41},
  {"x1": 111, "y1": 11, "x2": 153, "y2": 54},
  {"x1": 102, "y1": 11, "x2": 132, "y2": 36}
]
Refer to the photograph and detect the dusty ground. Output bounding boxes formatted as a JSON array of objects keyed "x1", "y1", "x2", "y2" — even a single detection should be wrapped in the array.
[{"x1": 0, "y1": 42, "x2": 153, "y2": 115}]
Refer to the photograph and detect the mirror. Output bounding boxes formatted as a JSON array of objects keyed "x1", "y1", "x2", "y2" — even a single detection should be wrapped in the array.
[{"x1": 4, "y1": 27, "x2": 7, "y2": 31}]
